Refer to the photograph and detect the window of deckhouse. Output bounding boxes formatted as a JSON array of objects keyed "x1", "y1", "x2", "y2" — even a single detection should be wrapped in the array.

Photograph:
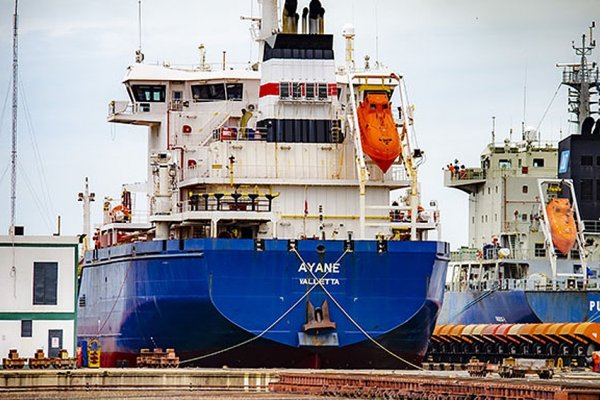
[
  {"x1": 131, "y1": 85, "x2": 166, "y2": 102},
  {"x1": 192, "y1": 83, "x2": 226, "y2": 101},
  {"x1": 533, "y1": 158, "x2": 545, "y2": 167},
  {"x1": 499, "y1": 159, "x2": 512, "y2": 169}
]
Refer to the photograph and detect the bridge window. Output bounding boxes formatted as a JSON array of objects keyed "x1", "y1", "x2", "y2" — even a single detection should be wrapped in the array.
[
  {"x1": 533, "y1": 158, "x2": 545, "y2": 167},
  {"x1": 131, "y1": 85, "x2": 165, "y2": 102},
  {"x1": 582, "y1": 155, "x2": 593, "y2": 166},
  {"x1": 226, "y1": 83, "x2": 243, "y2": 101},
  {"x1": 192, "y1": 83, "x2": 226, "y2": 101},
  {"x1": 498, "y1": 159, "x2": 511, "y2": 169}
]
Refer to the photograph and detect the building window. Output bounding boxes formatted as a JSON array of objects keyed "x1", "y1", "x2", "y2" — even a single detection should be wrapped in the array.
[
  {"x1": 33, "y1": 262, "x2": 58, "y2": 305},
  {"x1": 581, "y1": 179, "x2": 593, "y2": 201},
  {"x1": 488, "y1": 187, "x2": 491, "y2": 195},
  {"x1": 534, "y1": 243, "x2": 546, "y2": 257},
  {"x1": 522, "y1": 185, "x2": 528, "y2": 194},
  {"x1": 21, "y1": 320, "x2": 32, "y2": 338},
  {"x1": 495, "y1": 186, "x2": 498, "y2": 193},
  {"x1": 597, "y1": 180, "x2": 600, "y2": 200},
  {"x1": 582, "y1": 155, "x2": 594, "y2": 166},
  {"x1": 596, "y1": 156, "x2": 600, "y2": 166},
  {"x1": 494, "y1": 214, "x2": 497, "y2": 222},
  {"x1": 522, "y1": 213, "x2": 528, "y2": 222},
  {"x1": 472, "y1": 217, "x2": 475, "y2": 224},
  {"x1": 533, "y1": 158, "x2": 545, "y2": 167}
]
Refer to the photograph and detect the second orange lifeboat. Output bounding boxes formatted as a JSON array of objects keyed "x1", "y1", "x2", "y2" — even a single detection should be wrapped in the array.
[
  {"x1": 357, "y1": 93, "x2": 401, "y2": 173},
  {"x1": 546, "y1": 198, "x2": 577, "y2": 255}
]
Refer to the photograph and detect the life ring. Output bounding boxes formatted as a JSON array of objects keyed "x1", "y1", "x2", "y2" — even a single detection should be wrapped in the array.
[
  {"x1": 111, "y1": 205, "x2": 130, "y2": 223},
  {"x1": 476, "y1": 249, "x2": 483, "y2": 260}
]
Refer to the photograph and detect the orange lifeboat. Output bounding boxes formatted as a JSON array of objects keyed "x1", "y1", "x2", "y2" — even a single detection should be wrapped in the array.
[
  {"x1": 357, "y1": 93, "x2": 401, "y2": 173},
  {"x1": 546, "y1": 198, "x2": 577, "y2": 255}
]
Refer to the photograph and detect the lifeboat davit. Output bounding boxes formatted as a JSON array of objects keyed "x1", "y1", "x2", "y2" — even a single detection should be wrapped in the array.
[
  {"x1": 357, "y1": 93, "x2": 401, "y2": 173},
  {"x1": 546, "y1": 198, "x2": 577, "y2": 255}
]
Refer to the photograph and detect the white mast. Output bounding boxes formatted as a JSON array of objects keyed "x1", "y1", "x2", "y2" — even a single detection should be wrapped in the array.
[
  {"x1": 78, "y1": 178, "x2": 95, "y2": 250},
  {"x1": 10, "y1": 0, "x2": 18, "y2": 234}
]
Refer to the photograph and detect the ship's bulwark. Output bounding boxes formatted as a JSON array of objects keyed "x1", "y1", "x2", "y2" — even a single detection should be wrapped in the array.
[{"x1": 78, "y1": 239, "x2": 448, "y2": 368}]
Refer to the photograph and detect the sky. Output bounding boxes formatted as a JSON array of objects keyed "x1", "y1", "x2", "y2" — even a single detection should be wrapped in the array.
[{"x1": 0, "y1": 0, "x2": 597, "y2": 249}]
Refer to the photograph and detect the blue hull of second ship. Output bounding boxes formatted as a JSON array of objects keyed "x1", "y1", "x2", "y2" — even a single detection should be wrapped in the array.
[
  {"x1": 438, "y1": 290, "x2": 600, "y2": 325},
  {"x1": 77, "y1": 239, "x2": 448, "y2": 368}
]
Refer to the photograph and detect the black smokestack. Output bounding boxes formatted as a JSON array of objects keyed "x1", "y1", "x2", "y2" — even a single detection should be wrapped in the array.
[
  {"x1": 284, "y1": 0, "x2": 298, "y2": 16},
  {"x1": 282, "y1": 0, "x2": 298, "y2": 33},
  {"x1": 309, "y1": 0, "x2": 321, "y2": 19},
  {"x1": 302, "y1": 7, "x2": 308, "y2": 34}
]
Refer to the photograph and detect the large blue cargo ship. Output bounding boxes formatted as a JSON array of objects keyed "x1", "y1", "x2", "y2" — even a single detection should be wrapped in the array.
[
  {"x1": 78, "y1": 239, "x2": 447, "y2": 368},
  {"x1": 77, "y1": 0, "x2": 448, "y2": 368}
]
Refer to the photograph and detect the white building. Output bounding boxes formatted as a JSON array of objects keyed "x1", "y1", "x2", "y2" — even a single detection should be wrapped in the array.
[{"x1": 0, "y1": 234, "x2": 78, "y2": 360}]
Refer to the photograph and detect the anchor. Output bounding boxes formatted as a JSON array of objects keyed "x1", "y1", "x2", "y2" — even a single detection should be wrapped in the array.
[{"x1": 303, "y1": 299, "x2": 336, "y2": 332}]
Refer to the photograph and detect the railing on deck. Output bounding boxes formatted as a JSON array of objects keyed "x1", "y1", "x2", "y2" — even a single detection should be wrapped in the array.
[
  {"x1": 447, "y1": 277, "x2": 600, "y2": 293},
  {"x1": 447, "y1": 168, "x2": 486, "y2": 182}
]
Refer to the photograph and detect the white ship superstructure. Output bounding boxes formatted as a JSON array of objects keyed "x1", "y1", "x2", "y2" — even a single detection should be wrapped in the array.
[{"x1": 103, "y1": 0, "x2": 440, "y2": 246}]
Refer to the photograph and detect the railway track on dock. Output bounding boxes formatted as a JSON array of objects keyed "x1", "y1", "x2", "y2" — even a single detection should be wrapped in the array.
[{"x1": 2, "y1": 368, "x2": 600, "y2": 399}]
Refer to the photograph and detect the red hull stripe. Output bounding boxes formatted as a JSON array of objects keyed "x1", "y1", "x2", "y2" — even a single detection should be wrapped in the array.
[{"x1": 259, "y1": 83, "x2": 339, "y2": 98}]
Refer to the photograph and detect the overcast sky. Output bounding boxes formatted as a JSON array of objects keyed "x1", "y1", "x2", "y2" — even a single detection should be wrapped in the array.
[{"x1": 0, "y1": 0, "x2": 597, "y2": 248}]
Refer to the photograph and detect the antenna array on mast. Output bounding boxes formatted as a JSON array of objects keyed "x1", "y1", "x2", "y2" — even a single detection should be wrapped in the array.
[{"x1": 10, "y1": 0, "x2": 19, "y2": 233}]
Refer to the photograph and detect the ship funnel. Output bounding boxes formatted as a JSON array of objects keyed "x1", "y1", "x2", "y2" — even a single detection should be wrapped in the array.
[
  {"x1": 282, "y1": 0, "x2": 298, "y2": 34},
  {"x1": 302, "y1": 7, "x2": 308, "y2": 34},
  {"x1": 319, "y1": 7, "x2": 325, "y2": 34},
  {"x1": 308, "y1": 0, "x2": 323, "y2": 34}
]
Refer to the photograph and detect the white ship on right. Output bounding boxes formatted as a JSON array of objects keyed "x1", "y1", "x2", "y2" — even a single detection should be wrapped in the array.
[{"x1": 438, "y1": 22, "x2": 600, "y2": 327}]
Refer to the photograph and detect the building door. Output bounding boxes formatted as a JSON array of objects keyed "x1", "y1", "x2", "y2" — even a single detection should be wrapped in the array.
[{"x1": 48, "y1": 329, "x2": 63, "y2": 357}]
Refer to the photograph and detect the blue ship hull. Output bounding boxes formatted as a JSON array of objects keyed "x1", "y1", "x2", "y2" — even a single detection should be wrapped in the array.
[
  {"x1": 77, "y1": 239, "x2": 448, "y2": 368},
  {"x1": 437, "y1": 290, "x2": 600, "y2": 325}
]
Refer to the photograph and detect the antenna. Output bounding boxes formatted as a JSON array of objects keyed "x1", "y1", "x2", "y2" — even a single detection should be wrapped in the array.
[
  {"x1": 522, "y1": 65, "x2": 527, "y2": 133},
  {"x1": 135, "y1": 0, "x2": 144, "y2": 63},
  {"x1": 491, "y1": 116, "x2": 496, "y2": 144},
  {"x1": 559, "y1": 21, "x2": 598, "y2": 130},
  {"x1": 375, "y1": 0, "x2": 380, "y2": 66},
  {"x1": 10, "y1": 0, "x2": 18, "y2": 234}
]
